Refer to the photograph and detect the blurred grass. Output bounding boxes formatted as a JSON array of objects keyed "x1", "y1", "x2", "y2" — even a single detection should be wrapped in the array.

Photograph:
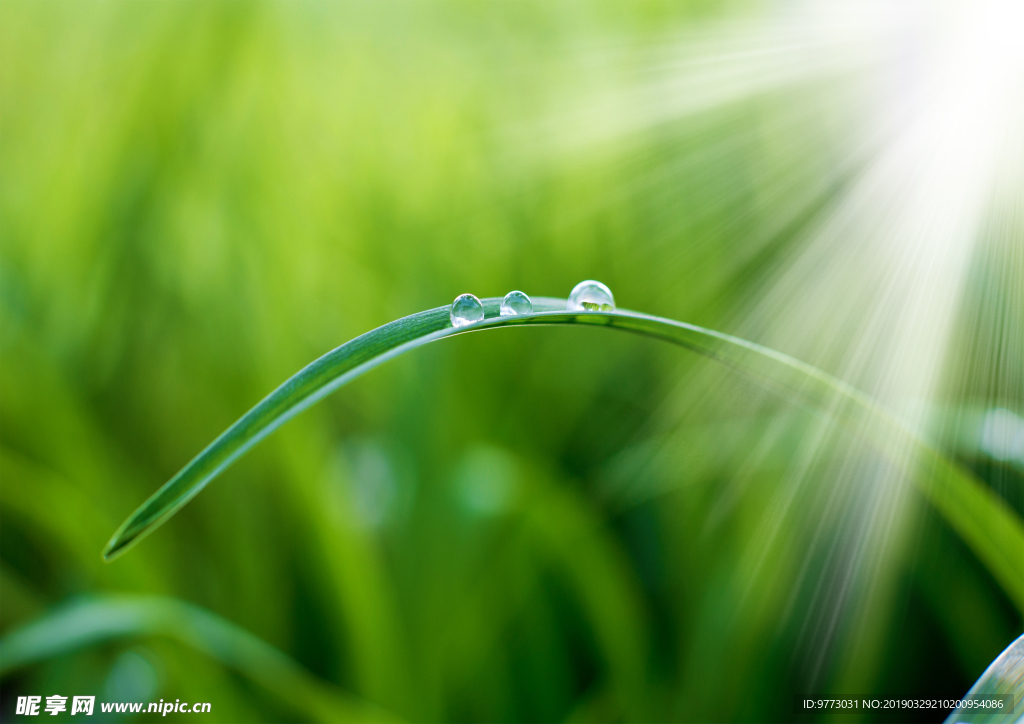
[
  {"x1": 0, "y1": 595, "x2": 399, "y2": 722},
  {"x1": 1, "y1": 1, "x2": 1022, "y2": 722}
]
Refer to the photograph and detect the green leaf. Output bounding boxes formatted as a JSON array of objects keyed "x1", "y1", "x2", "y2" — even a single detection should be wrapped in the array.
[
  {"x1": 102, "y1": 297, "x2": 1024, "y2": 613},
  {"x1": 0, "y1": 595, "x2": 400, "y2": 722}
]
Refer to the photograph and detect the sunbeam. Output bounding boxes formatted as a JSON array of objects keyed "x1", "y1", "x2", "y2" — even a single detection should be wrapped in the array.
[{"x1": 587, "y1": 0, "x2": 1024, "y2": 699}]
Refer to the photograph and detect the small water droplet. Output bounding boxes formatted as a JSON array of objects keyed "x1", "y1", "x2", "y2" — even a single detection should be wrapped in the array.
[
  {"x1": 567, "y1": 280, "x2": 615, "y2": 312},
  {"x1": 500, "y1": 290, "x2": 533, "y2": 317},
  {"x1": 450, "y1": 293, "x2": 484, "y2": 327}
]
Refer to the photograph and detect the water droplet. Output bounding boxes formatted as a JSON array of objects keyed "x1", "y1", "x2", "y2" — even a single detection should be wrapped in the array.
[
  {"x1": 450, "y1": 293, "x2": 484, "y2": 327},
  {"x1": 567, "y1": 280, "x2": 615, "y2": 312},
  {"x1": 500, "y1": 290, "x2": 533, "y2": 316}
]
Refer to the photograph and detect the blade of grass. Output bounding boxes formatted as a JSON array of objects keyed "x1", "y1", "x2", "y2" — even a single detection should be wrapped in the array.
[
  {"x1": 0, "y1": 595, "x2": 400, "y2": 723},
  {"x1": 101, "y1": 297, "x2": 1024, "y2": 612},
  {"x1": 943, "y1": 632, "x2": 1024, "y2": 724}
]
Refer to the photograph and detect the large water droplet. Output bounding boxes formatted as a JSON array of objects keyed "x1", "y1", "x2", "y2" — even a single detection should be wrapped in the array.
[
  {"x1": 567, "y1": 280, "x2": 615, "y2": 312},
  {"x1": 500, "y1": 290, "x2": 533, "y2": 317},
  {"x1": 450, "y1": 293, "x2": 484, "y2": 327}
]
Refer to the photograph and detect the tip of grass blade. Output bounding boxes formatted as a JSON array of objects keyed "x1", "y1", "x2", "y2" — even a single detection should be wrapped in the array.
[
  {"x1": 102, "y1": 517, "x2": 148, "y2": 561},
  {"x1": 99, "y1": 298, "x2": 564, "y2": 561},
  {"x1": 102, "y1": 533, "x2": 132, "y2": 562},
  {"x1": 102, "y1": 475, "x2": 202, "y2": 562}
]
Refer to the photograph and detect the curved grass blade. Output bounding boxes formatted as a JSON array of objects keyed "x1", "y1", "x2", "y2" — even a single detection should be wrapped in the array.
[
  {"x1": 0, "y1": 594, "x2": 400, "y2": 722},
  {"x1": 102, "y1": 298, "x2": 1024, "y2": 612},
  {"x1": 944, "y1": 632, "x2": 1024, "y2": 724}
]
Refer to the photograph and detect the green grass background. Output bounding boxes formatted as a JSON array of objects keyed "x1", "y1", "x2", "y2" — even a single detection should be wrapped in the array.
[{"x1": 1, "y1": 1, "x2": 1021, "y2": 722}]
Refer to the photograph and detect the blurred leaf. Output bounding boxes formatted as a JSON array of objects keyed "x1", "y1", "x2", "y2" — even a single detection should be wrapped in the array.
[
  {"x1": 0, "y1": 594, "x2": 400, "y2": 723},
  {"x1": 103, "y1": 298, "x2": 1024, "y2": 614}
]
